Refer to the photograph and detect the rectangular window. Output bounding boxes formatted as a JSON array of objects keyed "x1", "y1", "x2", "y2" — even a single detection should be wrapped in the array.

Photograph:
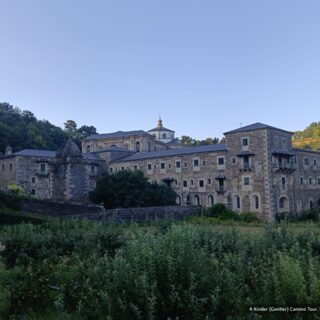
[
  {"x1": 2, "y1": 164, "x2": 4, "y2": 171},
  {"x1": 160, "y1": 162, "x2": 165, "y2": 170},
  {"x1": 9, "y1": 163, "x2": 12, "y2": 171},
  {"x1": 191, "y1": 179, "x2": 194, "y2": 185},
  {"x1": 183, "y1": 180, "x2": 188, "y2": 187},
  {"x1": 244, "y1": 177, "x2": 250, "y2": 186},
  {"x1": 133, "y1": 165, "x2": 138, "y2": 171},
  {"x1": 40, "y1": 163, "x2": 46, "y2": 173},
  {"x1": 281, "y1": 177, "x2": 286, "y2": 190},
  {"x1": 31, "y1": 189, "x2": 35, "y2": 195},
  {"x1": 32, "y1": 177, "x2": 35, "y2": 184},
  {"x1": 304, "y1": 157, "x2": 309, "y2": 166},
  {"x1": 242, "y1": 138, "x2": 248, "y2": 146},
  {"x1": 91, "y1": 165, "x2": 95, "y2": 174},
  {"x1": 309, "y1": 177, "x2": 312, "y2": 185},
  {"x1": 147, "y1": 164, "x2": 152, "y2": 171},
  {"x1": 318, "y1": 177, "x2": 320, "y2": 185},
  {"x1": 176, "y1": 161, "x2": 181, "y2": 168},
  {"x1": 314, "y1": 159, "x2": 317, "y2": 166},
  {"x1": 218, "y1": 157, "x2": 224, "y2": 165},
  {"x1": 282, "y1": 138, "x2": 287, "y2": 146},
  {"x1": 243, "y1": 156, "x2": 249, "y2": 170},
  {"x1": 184, "y1": 162, "x2": 187, "y2": 167},
  {"x1": 208, "y1": 178, "x2": 211, "y2": 185},
  {"x1": 202, "y1": 160, "x2": 206, "y2": 166},
  {"x1": 199, "y1": 180, "x2": 204, "y2": 188},
  {"x1": 121, "y1": 167, "x2": 125, "y2": 171},
  {"x1": 193, "y1": 159, "x2": 199, "y2": 167},
  {"x1": 300, "y1": 177, "x2": 304, "y2": 185}
]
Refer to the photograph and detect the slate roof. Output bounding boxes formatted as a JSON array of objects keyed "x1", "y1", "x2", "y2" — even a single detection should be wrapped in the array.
[
  {"x1": 111, "y1": 144, "x2": 227, "y2": 163},
  {"x1": 102, "y1": 145, "x2": 134, "y2": 152},
  {"x1": 83, "y1": 153, "x2": 104, "y2": 161},
  {"x1": 58, "y1": 139, "x2": 81, "y2": 155},
  {"x1": 13, "y1": 149, "x2": 57, "y2": 158},
  {"x1": 83, "y1": 130, "x2": 149, "y2": 141},
  {"x1": 148, "y1": 127, "x2": 175, "y2": 132},
  {"x1": 224, "y1": 122, "x2": 293, "y2": 135}
]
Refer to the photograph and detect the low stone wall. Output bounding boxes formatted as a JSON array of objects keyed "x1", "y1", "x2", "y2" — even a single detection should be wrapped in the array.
[
  {"x1": 82, "y1": 205, "x2": 201, "y2": 222},
  {"x1": 19, "y1": 199, "x2": 201, "y2": 222},
  {"x1": 20, "y1": 199, "x2": 104, "y2": 217}
]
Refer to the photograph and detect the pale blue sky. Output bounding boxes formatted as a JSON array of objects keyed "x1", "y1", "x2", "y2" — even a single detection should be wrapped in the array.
[{"x1": 0, "y1": 0, "x2": 320, "y2": 139}]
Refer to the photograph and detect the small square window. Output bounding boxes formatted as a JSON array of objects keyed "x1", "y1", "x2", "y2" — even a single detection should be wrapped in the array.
[
  {"x1": 244, "y1": 177, "x2": 250, "y2": 185},
  {"x1": 242, "y1": 138, "x2": 248, "y2": 146},
  {"x1": 218, "y1": 157, "x2": 224, "y2": 165},
  {"x1": 147, "y1": 164, "x2": 152, "y2": 170}
]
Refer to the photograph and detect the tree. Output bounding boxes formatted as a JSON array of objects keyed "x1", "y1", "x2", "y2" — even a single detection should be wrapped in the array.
[
  {"x1": 78, "y1": 125, "x2": 97, "y2": 139},
  {"x1": 64, "y1": 120, "x2": 78, "y2": 133},
  {"x1": 90, "y1": 170, "x2": 177, "y2": 209}
]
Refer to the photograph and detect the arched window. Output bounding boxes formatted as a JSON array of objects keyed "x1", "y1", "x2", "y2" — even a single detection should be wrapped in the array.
[
  {"x1": 176, "y1": 195, "x2": 182, "y2": 205},
  {"x1": 251, "y1": 194, "x2": 260, "y2": 211},
  {"x1": 310, "y1": 200, "x2": 314, "y2": 209},
  {"x1": 136, "y1": 141, "x2": 140, "y2": 152},
  {"x1": 194, "y1": 195, "x2": 201, "y2": 206},
  {"x1": 279, "y1": 196, "x2": 289, "y2": 211},
  {"x1": 208, "y1": 195, "x2": 214, "y2": 207},
  {"x1": 233, "y1": 195, "x2": 241, "y2": 210},
  {"x1": 87, "y1": 145, "x2": 90, "y2": 153}
]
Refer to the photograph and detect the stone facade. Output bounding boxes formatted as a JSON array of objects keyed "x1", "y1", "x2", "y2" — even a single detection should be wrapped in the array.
[{"x1": 1, "y1": 121, "x2": 320, "y2": 220}]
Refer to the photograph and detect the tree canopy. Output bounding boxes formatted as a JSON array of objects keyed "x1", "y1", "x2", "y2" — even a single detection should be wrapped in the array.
[
  {"x1": 0, "y1": 102, "x2": 97, "y2": 154},
  {"x1": 180, "y1": 135, "x2": 223, "y2": 146},
  {"x1": 90, "y1": 170, "x2": 177, "y2": 209}
]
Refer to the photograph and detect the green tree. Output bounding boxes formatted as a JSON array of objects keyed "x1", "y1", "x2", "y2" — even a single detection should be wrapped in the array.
[{"x1": 90, "y1": 170, "x2": 177, "y2": 209}]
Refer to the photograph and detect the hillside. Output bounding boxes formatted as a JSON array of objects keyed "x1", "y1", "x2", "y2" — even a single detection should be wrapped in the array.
[
  {"x1": 0, "y1": 102, "x2": 97, "y2": 154},
  {"x1": 293, "y1": 121, "x2": 320, "y2": 150}
]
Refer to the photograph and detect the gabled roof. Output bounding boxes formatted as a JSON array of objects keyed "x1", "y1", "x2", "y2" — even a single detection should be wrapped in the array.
[
  {"x1": 13, "y1": 149, "x2": 57, "y2": 158},
  {"x1": 224, "y1": 122, "x2": 293, "y2": 135},
  {"x1": 111, "y1": 144, "x2": 227, "y2": 163},
  {"x1": 83, "y1": 130, "x2": 149, "y2": 141},
  {"x1": 58, "y1": 139, "x2": 81, "y2": 156}
]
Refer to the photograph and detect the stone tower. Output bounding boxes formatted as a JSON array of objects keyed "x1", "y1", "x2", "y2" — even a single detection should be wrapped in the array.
[{"x1": 147, "y1": 117, "x2": 175, "y2": 143}]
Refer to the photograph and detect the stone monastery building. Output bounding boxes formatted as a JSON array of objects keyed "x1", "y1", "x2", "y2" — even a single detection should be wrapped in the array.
[{"x1": 1, "y1": 118, "x2": 320, "y2": 220}]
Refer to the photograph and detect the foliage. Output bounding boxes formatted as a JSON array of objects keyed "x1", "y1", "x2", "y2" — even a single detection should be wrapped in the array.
[
  {"x1": 293, "y1": 121, "x2": 320, "y2": 150},
  {"x1": 180, "y1": 135, "x2": 223, "y2": 146},
  {"x1": 90, "y1": 170, "x2": 177, "y2": 209},
  {"x1": 275, "y1": 207, "x2": 320, "y2": 222},
  {"x1": 0, "y1": 102, "x2": 97, "y2": 153},
  {"x1": 0, "y1": 190, "x2": 22, "y2": 211},
  {"x1": 1, "y1": 220, "x2": 320, "y2": 319}
]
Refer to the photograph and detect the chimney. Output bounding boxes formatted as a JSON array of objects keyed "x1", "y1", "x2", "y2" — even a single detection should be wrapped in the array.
[{"x1": 5, "y1": 146, "x2": 12, "y2": 156}]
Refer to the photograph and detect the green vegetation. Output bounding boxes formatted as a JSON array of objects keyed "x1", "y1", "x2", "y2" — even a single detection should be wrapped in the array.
[
  {"x1": 1, "y1": 217, "x2": 320, "y2": 319},
  {"x1": 0, "y1": 102, "x2": 97, "y2": 152},
  {"x1": 293, "y1": 121, "x2": 320, "y2": 150},
  {"x1": 90, "y1": 170, "x2": 177, "y2": 209}
]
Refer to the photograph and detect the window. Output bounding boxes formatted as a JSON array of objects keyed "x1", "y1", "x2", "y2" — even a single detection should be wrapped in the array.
[
  {"x1": 208, "y1": 178, "x2": 211, "y2": 185},
  {"x1": 281, "y1": 177, "x2": 286, "y2": 190},
  {"x1": 136, "y1": 141, "x2": 140, "y2": 152},
  {"x1": 282, "y1": 138, "x2": 287, "y2": 146},
  {"x1": 9, "y1": 163, "x2": 12, "y2": 171},
  {"x1": 2, "y1": 164, "x2": 4, "y2": 171},
  {"x1": 40, "y1": 163, "x2": 46, "y2": 173},
  {"x1": 232, "y1": 157, "x2": 236, "y2": 164},
  {"x1": 121, "y1": 167, "x2": 125, "y2": 171},
  {"x1": 199, "y1": 180, "x2": 204, "y2": 188},
  {"x1": 184, "y1": 162, "x2": 187, "y2": 167},
  {"x1": 147, "y1": 164, "x2": 152, "y2": 171},
  {"x1": 300, "y1": 177, "x2": 304, "y2": 185},
  {"x1": 274, "y1": 136, "x2": 278, "y2": 145},
  {"x1": 160, "y1": 162, "x2": 165, "y2": 170},
  {"x1": 133, "y1": 165, "x2": 138, "y2": 171},
  {"x1": 314, "y1": 159, "x2": 317, "y2": 166},
  {"x1": 279, "y1": 196, "x2": 289, "y2": 210},
  {"x1": 236, "y1": 195, "x2": 241, "y2": 209},
  {"x1": 243, "y1": 156, "x2": 249, "y2": 170},
  {"x1": 87, "y1": 145, "x2": 90, "y2": 153},
  {"x1": 176, "y1": 161, "x2": 181, "y2": 168},
  {"x1": 304, "y1": 157, "x2": 309, "y2": 166},
  {"x1": 183, "y1": 180, "x2": 188, "y2": 188},
  {"x1": 202, "y1": 160, "x2": 206, "y2": 166},
  {"x1": 191, "y1": 179, "x2": 194, "y2": 185},
  {"x1": 244, "y1": 177, "x2": 250, "y2": 185},
  {"x1": 32, "y1": 177, "x2": 35, "y2": 184},
  {"x1": 253, "y1": 195, "x2": 259, "y2": 210},
  {"x1": 309, "y1": 177, "x2": 312, "y2": 185},
  {"x1": 193, "y1": 159, "x2": 199, "y2": 167},
  {"x1": 91, "y1": 165, "x2": 95, "y2": 174},
  {"x1": 218, "y1": 157, "x2": 224, "y2": 165},
  {"x1": 31, "y1": 189, "x2": 35, "y2": 195},
  {"x1": 110, "y1": 168, "x2": 113, "y2": 173},
  {"x1": 162, "y1": 133, "x2": 167, "y2": 139},
  {"x1": 168, "y1": 164, "x2": 171, "y2": 169},
  {"x1": 242, "y1": 138, "x2": 248, "y2": 146},
  {"x1": 208, "y1": 195, "x2": 214, "y2": 207},
  {"x1": 318, "y1": 177, "x2": 320, "y2": 185}
]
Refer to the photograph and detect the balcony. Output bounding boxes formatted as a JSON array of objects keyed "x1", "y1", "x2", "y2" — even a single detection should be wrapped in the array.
[
  {"x1": 239, "y1": 164, "x2": 252, "y2": 172},
  {"x1": 216, "y1": 186, "x2": 225, "y2": 195}
]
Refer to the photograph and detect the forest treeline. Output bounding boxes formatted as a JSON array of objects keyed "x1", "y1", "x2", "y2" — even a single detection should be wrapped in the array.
[
  {"x1": 293, "y1": 122, "x2": 320, "y2": 150},
  {"x1": 0, "y1": 102, "x2": 97, "y2": 154}
]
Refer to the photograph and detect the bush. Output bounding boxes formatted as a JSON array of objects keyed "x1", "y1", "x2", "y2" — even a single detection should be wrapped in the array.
[
  {"x1": 90, "y1": 170, "x2": 177, "y2": 209},
  {"x1": 0, "y1": 190, "x2": 21, "y2": 211}
]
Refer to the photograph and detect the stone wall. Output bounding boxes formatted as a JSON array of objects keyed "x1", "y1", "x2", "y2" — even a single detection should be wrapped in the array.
[{"x1": 19, "y1": 198, "x2": 201, "y2": 222}]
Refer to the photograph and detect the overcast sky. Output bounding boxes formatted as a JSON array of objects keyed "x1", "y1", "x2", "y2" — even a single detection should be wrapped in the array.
[{"x1": 1, "y1": 0, "x2": 320, "y2": 139}]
